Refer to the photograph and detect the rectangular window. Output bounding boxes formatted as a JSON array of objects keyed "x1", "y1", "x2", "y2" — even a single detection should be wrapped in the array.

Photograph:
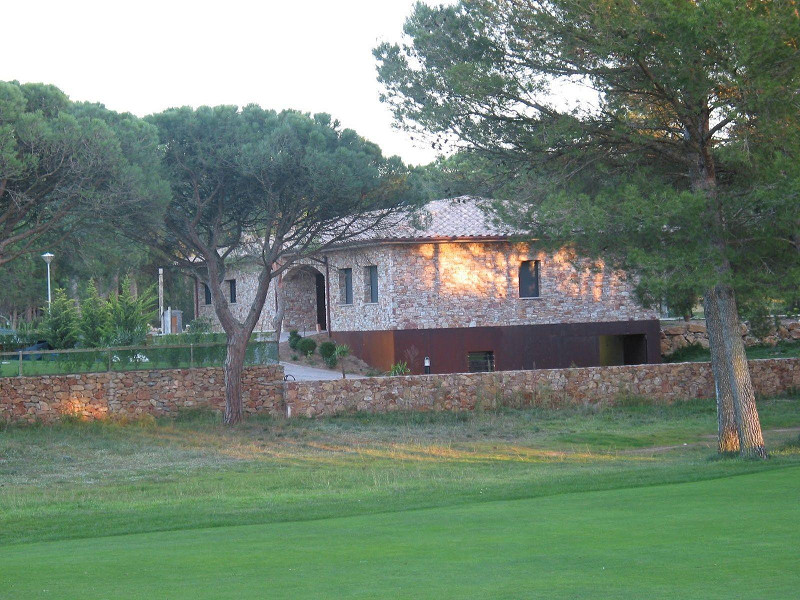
[
  {"x1": 203, "y1": 283, "x2": 212, "y2": 305},
  {"x1": 467, "y1": 351, "x2": 495, "y2": 373},
  {"x1": 519, "y1": 260, "x2": 540, "y2": 298},
  {"x1": 227, "y1": 279, "x2": 237, "y2": 304},
  {"x1": 339, "y1": 268, "x2": 353, "y2": 304},
  {"x1": 364, "y1": 265, "x2": 378, "y2": 303}
]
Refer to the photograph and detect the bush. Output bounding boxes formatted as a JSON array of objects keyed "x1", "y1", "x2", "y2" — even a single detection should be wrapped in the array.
[
  {"x1": 334, "y1": 344, "x2": 351, "y2": 377},
  {"x1": 319, "y1": 341, "x2": 337, "y2": 366},
  {"x1": 40, "y1": 288, "x2": 80, "y2": 349},
  {"x1": 389, "y1": 361, "x2": 411, "y2": 376},
  {"x1": 186, "y1": 317, "x2": 212, "y2": 335},
  {"x1": 108, "y1": 276, "x2": 156, "y2": 346},
  {"x1": 288, "y1": 330, "x2": 301, "y2": 350},
  {"x1": 79, "y1": 280, "x2": 112, "y2": 348},
  {"x1": 297, "y1": 337, "x2": 317, "y2": 356}
]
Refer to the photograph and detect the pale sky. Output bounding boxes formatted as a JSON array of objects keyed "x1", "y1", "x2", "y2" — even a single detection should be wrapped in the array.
[{"x1": 3, "y1": 0, "x2": 442, "y2": 165}]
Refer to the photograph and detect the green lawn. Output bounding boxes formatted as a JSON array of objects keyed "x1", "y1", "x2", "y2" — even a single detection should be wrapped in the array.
[
  {"x1": 2, "y1": 398, "x2": 800, "y2": 598},
  {"x1": 2, "y1": 468, "x2": 797, "y2": 599}
]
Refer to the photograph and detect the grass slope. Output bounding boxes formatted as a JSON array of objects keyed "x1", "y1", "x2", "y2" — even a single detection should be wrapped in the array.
[
  {"x1": 2, "y1": 398, "x2": 800, "y2": 545},
  {"x1": 1, "y1": 468, "x2": 798, "y2": 599}
]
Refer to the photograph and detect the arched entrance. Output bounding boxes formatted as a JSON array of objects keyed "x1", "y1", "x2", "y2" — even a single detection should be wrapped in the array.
[{"x1": 283, "y1": 265, "x2": 326, "y2": 334}]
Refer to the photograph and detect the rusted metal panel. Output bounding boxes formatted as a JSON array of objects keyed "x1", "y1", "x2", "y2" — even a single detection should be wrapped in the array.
[
  {"x1": 334, "y1": 320, "x2": 661, "y2": 375},
  {"x1": 331, "y1": 330, "x2": 396, "y2": 372}
]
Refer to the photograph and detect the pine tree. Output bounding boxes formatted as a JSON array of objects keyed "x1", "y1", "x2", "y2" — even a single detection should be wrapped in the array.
[
  {"x1": 40, "y1": 288, "x2": 79, "y2": 350},
  {"x1": 79, "y1": 281, "x2": 112, "y2": 348}
]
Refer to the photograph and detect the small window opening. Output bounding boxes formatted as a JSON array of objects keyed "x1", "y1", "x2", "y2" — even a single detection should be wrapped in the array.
[
  {"x1": 364, "y1": 265, "x2": 378, "y2": 303},
  {"x1": 227, "y1": 279, "x2": 237, "y2": 304},
  {"x1": 339, "y1": 268, "x2": 353, "y2": 304},
  {"x1": 467, "y1": 351, "x2": 495, "y2": 373},
  {"x1": 203, "y1": 283, "x2": 212, "y2": 305},
  {"x1": 519, "y1": 260, "x2": 540, "y2": 298}
]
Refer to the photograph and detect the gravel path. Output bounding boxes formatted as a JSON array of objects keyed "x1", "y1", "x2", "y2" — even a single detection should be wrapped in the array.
[{"x1": 280, "y1": 361, "x2": 364, "y2": 381}]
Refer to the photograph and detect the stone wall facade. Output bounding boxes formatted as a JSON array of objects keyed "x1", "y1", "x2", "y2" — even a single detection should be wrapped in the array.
[
  {"x1": 385, "y1": 242, "x2": 655, "y2": 330},
  {"x1": 285, "y1": 357, "x2": 799, "y2": 417},
  {"x1": 198, "y1": 241, "x2": 657, "y2": 334},
  {"x1": 661, "y1": 319, "x2": 800, "y2": 356},
  {"x1": 0, "y1": 365, "x2": 284, "y2": 424},
  {"x1": 2, "y1": 359, "x2": 798, "y2": 425}
]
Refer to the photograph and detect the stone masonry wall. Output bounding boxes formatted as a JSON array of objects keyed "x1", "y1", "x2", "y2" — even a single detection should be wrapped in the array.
[
  {"x1": 1, "y1": 365, "x2": 284, "y2": 423},
  {"x1": 661, "y1": 319, "x2": 800, "y2": 356},
  {"x1": 334, "y1": 241, "x2": 656, "y2": 331},
  {"x1": 198, "y1": 241, "x2": 657, "y2": 335},
  {"x1": 2, "y1": 359, "x2": 798, "y2": 425},
  {"x1": 285, "y1": 358, "x2": 800, "y2": 417}
]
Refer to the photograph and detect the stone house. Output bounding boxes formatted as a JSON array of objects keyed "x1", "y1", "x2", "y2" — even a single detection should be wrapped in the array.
[{"x1": 196, "y1": 197, "x2": 661, "y2": 374}]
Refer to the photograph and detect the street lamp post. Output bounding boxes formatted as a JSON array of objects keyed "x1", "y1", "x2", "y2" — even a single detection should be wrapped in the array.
[{"x1": 41, "y1": 252, "x2": 54, "y2": 308}]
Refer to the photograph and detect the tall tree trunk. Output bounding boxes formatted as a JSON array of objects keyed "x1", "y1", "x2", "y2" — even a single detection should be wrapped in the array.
[
  {"x1": 690, "y1": 115, "x2": 765, "y2": 458},
  {"x1": 224, "y1": 331, "x2": 248, "y2": 424},
  {"x1": 713, "y1": 284, "x2": 767, "y2": 458},
  {"x1": 703, "y1": 290, "x2": 739, "y2": 453}
]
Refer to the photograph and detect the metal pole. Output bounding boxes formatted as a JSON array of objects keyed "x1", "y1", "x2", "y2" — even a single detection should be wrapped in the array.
[
  {"x1": 158, "y1": 268, "x2": 164, "y2": 333},
  {"x1": 46, "y1": 262, "x2": 52, "y2": 308},
  {"x1": 18, "y1": 351, "x2": 22, "y2": 377},
  {"x1": 107, "y1": 348, "x2": 112, "y2": 372},
  {"x1": 190, "y1": 343, "x2": 194, "y2": 369}
]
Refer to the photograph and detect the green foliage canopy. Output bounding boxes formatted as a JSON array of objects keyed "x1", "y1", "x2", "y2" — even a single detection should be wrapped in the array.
[
  {"x1": 0, "y1": 81, "x2": 168, "y2": 266},
  {"x1": 79, "y1": 281, "x2": 112, "y2": 348},
  {"x1": 40, "y1": 288, "x2": 79, "y2": 350},
  {"x1": 376, "y1": 0, "x2": 800, "y2": 313},
  {"x1": 108, "y1": 276, "x2": 156, "y2": 346}
]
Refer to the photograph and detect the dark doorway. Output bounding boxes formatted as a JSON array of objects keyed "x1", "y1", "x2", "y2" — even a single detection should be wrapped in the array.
[
  {"x1": 599, "y1": 334, "x2": 648, "y2": 366},
  {"x1": 622, "y1": 334, "x2": 647, "y2": 365},
  {"x1": 315, "y1": 273, "x2": 326, "y2": 330}
]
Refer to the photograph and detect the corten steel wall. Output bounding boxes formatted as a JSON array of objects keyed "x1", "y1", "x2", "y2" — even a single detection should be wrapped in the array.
[
  {"x1": 1, "y1": 365, "x2": 284, "y2": 424},
  {"x1": 333, "y1": 319, "x2": 662, "y2": 375},
  {"x1": 285, "y1": 358, "x2": 800, "y2": 418}
]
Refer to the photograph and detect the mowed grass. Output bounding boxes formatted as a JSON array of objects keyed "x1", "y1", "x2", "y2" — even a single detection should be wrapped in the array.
[
  {"x1": 2, "y1": 468, "x2": 798, "y2": 599},
  {"x1": 1, "y1": 396, "x2": 800, "y2": 597}
]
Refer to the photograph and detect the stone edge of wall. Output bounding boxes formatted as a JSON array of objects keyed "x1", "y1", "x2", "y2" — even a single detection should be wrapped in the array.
[
  {"x1": 0, "y1": 364, "x2": 285, "y2": 423},
  {"x1": 285, "y1": 358, "x2": 800, "y2": 418},
  {"x1": 2, "y1": 358, "x2": 799, "y2": 424}
]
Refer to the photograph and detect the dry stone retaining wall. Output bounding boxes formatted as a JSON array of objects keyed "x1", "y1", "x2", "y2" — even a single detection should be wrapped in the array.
[
  {"x1": 661, "y1": 319, "x2": 800, "y2": 356},
  {"x1": 0, "y1": 365, "x2": 284, "y2": 423},
  {"x1": 285, "y1": 358, "x2": 800, "y2": 417},
  {"x1": 2, "y1": 359, "x2": 799, "y2": 424}
]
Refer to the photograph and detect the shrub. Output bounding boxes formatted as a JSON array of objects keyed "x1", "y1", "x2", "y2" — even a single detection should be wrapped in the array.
[
  {"x1": 40, "y1": 288, "x2": 80, "y2": 349},
  {"x1": 389, "y1": 361, "x2": 411, "y2": 376},
  {"x1": 79, "y1": 280, "x2": 112, "y2": 348},
  {"x1": 319, "y1": 341, "x2": 337, "y2": 366},
  {"x1": 186, "y1": 317, "x2": 212, "y2": 335},
  {"x1": 297, "y1": 337, "x2": 317, "y2": 356},
  {"x1": 288, "y1": 330, "x2": 301, "y2": 350},
  {"x1": 108, "y1": 276, "x2": 156, "y2": 346},
  {"x1": 334, "y1": 344, "x2": 351, "y2": 378}
]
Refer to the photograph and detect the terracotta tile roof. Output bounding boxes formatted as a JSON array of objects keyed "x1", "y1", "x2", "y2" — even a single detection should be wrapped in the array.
[{"x1": 333, "y1": 196, "x2": 520, "y2": 247}]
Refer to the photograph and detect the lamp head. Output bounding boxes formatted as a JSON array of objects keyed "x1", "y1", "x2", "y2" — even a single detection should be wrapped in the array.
[{"x1": 41, "y1": 252, "x2": 54, "y2": 265}]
